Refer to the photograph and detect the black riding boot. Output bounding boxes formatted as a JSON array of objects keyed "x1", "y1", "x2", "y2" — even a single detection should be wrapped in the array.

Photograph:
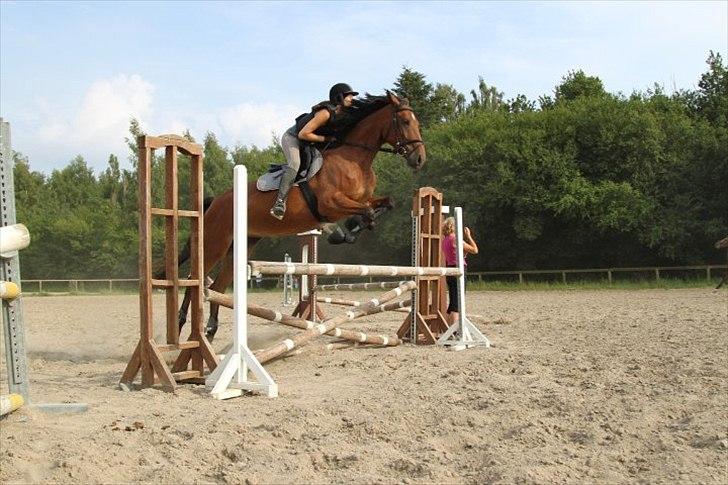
[{"x1": 270, "y1": 167, "x2": 298, "y2": 220}]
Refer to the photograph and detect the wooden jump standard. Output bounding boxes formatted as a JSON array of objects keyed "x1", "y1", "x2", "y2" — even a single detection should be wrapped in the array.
[{"x1": 121, "y1": 135, "x2": 217, "y2": 392}]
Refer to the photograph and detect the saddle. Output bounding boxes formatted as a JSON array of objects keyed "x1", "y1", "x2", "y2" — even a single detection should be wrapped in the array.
[{"x1": 256, "y1": 144, "x2": 324, "y2": 192}]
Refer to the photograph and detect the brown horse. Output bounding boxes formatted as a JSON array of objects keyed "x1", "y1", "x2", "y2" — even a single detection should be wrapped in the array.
[{"x1": 177, "y1": 91, "x2": 427, "y2": 337}]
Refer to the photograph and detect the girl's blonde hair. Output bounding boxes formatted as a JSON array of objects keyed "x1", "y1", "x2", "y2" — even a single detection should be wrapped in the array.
[{"x1": 442, "y1": 217, "x2": 455, "y2": 236}]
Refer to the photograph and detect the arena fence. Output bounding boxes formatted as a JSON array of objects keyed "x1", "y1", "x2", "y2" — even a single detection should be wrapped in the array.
[{"x1": 19, "y1": 264, "x2": 727, "y2": 294}]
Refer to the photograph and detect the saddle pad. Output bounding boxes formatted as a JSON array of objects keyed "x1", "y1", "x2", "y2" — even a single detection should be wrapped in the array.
[{"x1": 256, "y1": 151, "x2": 324, "y2": 192}]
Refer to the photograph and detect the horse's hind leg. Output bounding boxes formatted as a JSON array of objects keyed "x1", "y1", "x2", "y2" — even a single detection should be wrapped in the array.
[
  {"x1": 205, "y1": 237, "x2": 262, "y2": 339},
  {"x1": 205, "y1": 248, "x2": 234, "y2": 340},
  {"x1": 178, "y1": 288, "x2": 192, "y2": 330}
]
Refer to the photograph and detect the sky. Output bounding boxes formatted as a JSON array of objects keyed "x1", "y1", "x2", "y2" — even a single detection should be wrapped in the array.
[{"x1": 1, "y1": 1, "x2": 726, "y2": 174}]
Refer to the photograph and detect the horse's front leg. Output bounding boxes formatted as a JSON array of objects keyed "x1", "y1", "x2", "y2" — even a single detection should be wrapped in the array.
[
  {"x1": 363, "y1": 196, "x2": 395, "y2": 227},
  {"x1": 367, "y1": 196, "x2": 394, "y2": 212},
  {"x1": 324, "y1": 192, "x2": 376, "y2": 221}
]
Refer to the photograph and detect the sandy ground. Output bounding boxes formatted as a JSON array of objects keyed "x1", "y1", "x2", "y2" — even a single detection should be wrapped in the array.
[{"x1": 1, "y1": 288, "x2": 727, "y2": 484}]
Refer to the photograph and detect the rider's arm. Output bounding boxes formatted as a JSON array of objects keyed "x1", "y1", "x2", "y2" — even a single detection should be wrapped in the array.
[{"x1": 298, "y1": 109, "x2": 332, "y2": 143}]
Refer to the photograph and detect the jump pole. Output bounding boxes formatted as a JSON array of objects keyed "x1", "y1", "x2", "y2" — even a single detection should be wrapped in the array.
[{"x1": 205, "y1": 165, "x2": 278, "y2": 399}]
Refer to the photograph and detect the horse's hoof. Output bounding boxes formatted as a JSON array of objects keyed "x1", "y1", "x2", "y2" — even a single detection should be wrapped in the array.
[
  {"x1": 205, "y1": 322, "x2": 218, "y2": 341},
  {"x1": 344, "y1": 215, "x2": 364, "y2": 232},
  {"x1": 327, "y1": 226, "x2": 347, "y2": 245}
]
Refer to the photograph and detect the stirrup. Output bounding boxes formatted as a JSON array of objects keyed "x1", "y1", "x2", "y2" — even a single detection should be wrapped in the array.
[{"x1": 270, "y1": 199, "x2": 286, "y2": 220}]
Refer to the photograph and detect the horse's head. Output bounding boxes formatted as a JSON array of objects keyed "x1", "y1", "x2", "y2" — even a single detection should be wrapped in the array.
[{"x1": 384, "y1": 91, "x2": 426, "y2": 170}]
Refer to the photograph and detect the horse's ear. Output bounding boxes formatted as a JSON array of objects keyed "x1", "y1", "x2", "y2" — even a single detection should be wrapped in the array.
[{"x1": 386, "y1": 90, "x2": 401, "y2": 106}]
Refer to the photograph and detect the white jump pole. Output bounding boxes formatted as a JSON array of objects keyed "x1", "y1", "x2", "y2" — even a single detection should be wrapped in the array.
[
  {"x1": 206, "y1": 165, "x2": 278, "y2": 399},
  {"x1": 437, "y1": 207, "x2": 490, "y2": 350}
]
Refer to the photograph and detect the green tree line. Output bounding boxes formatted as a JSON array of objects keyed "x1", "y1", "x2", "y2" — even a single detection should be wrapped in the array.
[{"x1": 12, "y1": 52, "x2": 727, "y2": 279}]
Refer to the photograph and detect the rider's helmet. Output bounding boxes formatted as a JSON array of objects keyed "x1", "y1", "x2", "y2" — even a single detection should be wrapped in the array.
[{"x1": 329, "y1": 83, "x2": 359, "y2": 105}]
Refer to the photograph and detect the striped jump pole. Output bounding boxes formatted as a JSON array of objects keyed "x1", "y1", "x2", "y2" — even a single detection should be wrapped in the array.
[
  {"x1": 313, "y1": 281, "x2": 410, "y2": 292},
  {"x1": 253, "y1": 280, "x2": 417, "y2": 364},
  {"x1": 317, "y1": 296, "x2": 411, "y2": 314},
  {"x1": 250, "y1": 261, "x2": 461, "y2": 278},
  {"x1": 205, "y1": 289, "x2": 400, "y2": 347}
]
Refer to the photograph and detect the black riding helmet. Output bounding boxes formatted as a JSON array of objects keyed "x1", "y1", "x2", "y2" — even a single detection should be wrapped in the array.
[{"x1": 329, "y1": 83, "x2": 359, "y2": 105}]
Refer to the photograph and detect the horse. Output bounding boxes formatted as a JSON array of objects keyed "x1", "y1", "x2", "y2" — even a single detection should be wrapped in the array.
[{"x1": 174, "y1": 91, "x2": 426, "y2": 337}]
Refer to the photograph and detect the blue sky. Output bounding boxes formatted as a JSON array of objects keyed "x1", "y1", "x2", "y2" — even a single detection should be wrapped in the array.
[{"x1": 1, "y1": 1, "x2": 726, "y2": 174}]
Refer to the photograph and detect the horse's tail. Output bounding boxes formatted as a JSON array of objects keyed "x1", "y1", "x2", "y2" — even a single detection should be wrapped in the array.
[{"x1": 153, "y1": 196, "x2": 216, "y2": 279}]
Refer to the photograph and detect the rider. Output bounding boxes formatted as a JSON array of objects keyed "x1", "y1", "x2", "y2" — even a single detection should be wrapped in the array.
[{"x1": 270, "y1": 83, "x2": 359, "y2": 220}]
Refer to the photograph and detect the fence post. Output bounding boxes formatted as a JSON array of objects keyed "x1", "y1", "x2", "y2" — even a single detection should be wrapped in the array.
[
  {"x1": 518, "y1": 273, "x2": 523, "y2": 284},
  {"x1": 707, "y1": 267, "x2": 711, "y2": 281},
  {"x1": 562, "y1": 271, "x2": 566, "y2": 284},
  {"x1": 109, "y1": 280, "x2": 113, "y2": 292},
  {"x1": 39, "y1": 280, "x2": 42, "y2": 292},
  {"x1": 607, "y1": 270, "x2": 612, "y2": 285},
  {"x1": 655, "y1": 268, "x2": 660, "y2": 281}
]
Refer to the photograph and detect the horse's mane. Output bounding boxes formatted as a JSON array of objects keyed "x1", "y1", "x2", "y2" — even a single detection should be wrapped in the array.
[{"x1": 335, "y1": 93, "x2": 400, "y2": 139}]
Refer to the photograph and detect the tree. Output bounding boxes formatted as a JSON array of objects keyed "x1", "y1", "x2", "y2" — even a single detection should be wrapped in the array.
[
  {"x1": 203, "y1": 132, "x2": 234, "y2": 196},
  {"x1": 393, "y1": 67, "x2": 433, "y2": 122},
  {"x1": 392, "y1": 67, "x2": 466, "y2": 127},
  {"x1": 506, "y1": 94, "x2": 536, "y2": 113},
  {"x1": 467, "y1": 77, "x2": 504, "y2": 112},
  {"x1": 554, "y1": 70, "x2": 606, "y2": 102},
  {"x1": 430, "y1": 83, "x2": 466, "y2": 123},
  {"x1": 693, "y1": 51, "x2": 728, "y2": 124}
]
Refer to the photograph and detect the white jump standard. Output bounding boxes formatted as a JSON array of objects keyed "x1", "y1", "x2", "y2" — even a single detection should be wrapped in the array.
[
  {"x1": 436, "y1": 207, "x2": 490, "y2": 350},
  {"x1": 205, "y1": 165, "x2": 278, "y2": 399}
]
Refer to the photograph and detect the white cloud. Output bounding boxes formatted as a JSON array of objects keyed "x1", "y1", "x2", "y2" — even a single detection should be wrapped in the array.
[
  {"x1": 216, "y1": 102, "x2": 302, "y2": 149},
  {"x1": 26, "y1": 75, "x2": 303, "y2": 171},
  {"x1": 34, "y1": 74, "x2": 154, "y2": 167}
]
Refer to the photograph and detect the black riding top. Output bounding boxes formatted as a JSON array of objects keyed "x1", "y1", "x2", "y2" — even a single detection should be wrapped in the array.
[{"x1": 287, "y1": 101, "x2": 343, "y2": 138}]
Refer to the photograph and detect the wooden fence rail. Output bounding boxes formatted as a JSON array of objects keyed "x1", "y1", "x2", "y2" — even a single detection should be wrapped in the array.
[{"x1": 18, "y1": 264, "x2": 727, "y2": 293}]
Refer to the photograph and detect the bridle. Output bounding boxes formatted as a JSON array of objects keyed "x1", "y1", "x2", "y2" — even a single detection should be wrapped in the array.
[{"x1": 338, "y1": 105, "x2": 425, "y2": 158}]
